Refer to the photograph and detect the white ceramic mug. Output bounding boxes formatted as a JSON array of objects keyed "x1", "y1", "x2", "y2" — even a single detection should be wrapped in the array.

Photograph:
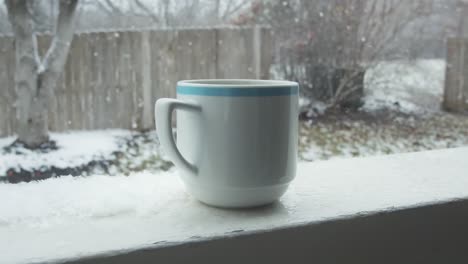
[{"x1": 155, "y1": 79, "x2": 299, "y2": 208}]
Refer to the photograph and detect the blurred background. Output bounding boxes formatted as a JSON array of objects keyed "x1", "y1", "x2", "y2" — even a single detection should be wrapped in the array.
[{"x1": 1, "y1": 0, "x2": 467, "y2": 183}]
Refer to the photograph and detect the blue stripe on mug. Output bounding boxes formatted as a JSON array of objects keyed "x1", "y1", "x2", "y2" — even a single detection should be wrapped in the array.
[{"x1": 177, "y1": 86, "x2": 299, "y2": 97}]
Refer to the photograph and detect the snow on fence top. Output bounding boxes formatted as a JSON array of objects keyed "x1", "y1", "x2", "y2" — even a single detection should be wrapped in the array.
[{"x1": 0, "y1": 25, "x2": 270, "y2": 37}]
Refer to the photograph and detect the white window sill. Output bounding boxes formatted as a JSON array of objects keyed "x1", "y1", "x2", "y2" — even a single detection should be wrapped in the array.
[{"x1": 2, "y1": 148, "x2": 468, "y2": 263}]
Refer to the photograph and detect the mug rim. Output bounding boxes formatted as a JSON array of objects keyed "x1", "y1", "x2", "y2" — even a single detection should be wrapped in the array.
[{"x1": 177, "y1": 79, "x2": 298, "y2": 88}]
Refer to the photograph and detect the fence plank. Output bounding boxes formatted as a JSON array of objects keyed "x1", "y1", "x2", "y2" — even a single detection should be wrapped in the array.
[
  {"x1": 141, "y1": 31, "x2": 153, "y2": 130},
  {"x1": 261, "y1": 28, "x2": 274, "y2": 80},
  {"x1": 151, "y1": 30, "x2": 177, "y2": 101},
  {"x1": 81, "y1": 33, "x2": 93, "y2": 130},
  {"x1": 464, "y1": 40, "x2": 468, "y2": 105},
  {"x1": 443, "y1": 38, "x2": 468, "y2": 112},
  {"x1": 130, "y1": 31, "x2": 144, "y2": 130},
  {"x1": 217, "y1": 27, "x2": 256, "y2": 79}
]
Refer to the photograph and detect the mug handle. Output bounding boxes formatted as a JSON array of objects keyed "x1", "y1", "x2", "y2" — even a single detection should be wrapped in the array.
[{"x1": 155, "y1": 98, "x2": 201, "y2": 174}]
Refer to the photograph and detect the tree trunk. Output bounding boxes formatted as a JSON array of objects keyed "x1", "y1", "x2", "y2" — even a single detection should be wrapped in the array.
[
  {"x1": 6, "y1": 0, "x2": 80, "y2": 148},
  {"x1": 18, "y1": 94, "x2": 50, "y2": 147},
  {"x1": 6, "y1": 0, "x2": 48, "y2": 147}
]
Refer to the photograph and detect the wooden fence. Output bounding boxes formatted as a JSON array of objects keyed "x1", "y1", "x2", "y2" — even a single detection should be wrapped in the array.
[
  {"x1": 443, "y1": 38, "x2": 468, "y2": 112},
  {"x1": 0, "y1": 27, "x2": 273, "y2": 137}
]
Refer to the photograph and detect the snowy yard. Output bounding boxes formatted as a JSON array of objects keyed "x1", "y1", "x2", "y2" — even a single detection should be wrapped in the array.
[
  {"x1": 300, "y1": 111, "x2": 468, "y2": 161},
  {"x1": 0, "y1": 130, "x2": 171, "y2": 183},
  {"x1": 0, "y1": 130, "x2": 128, "y2": 174},
  {"x1": 300, "y1": 59, "x2": 468, "y2": 160},
  {"x1": 363, "y1": 59, "x2": 446, "y2": 113},
  {"x1": 1, "y1": 59, "x2": 468, "y2": 182}
]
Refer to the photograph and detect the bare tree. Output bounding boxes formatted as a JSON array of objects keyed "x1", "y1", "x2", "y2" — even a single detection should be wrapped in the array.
[
  {"x1": 457, "y1": 0, "x2": 468, "y2": 37},
  {"x1": 134, "y1": 0, "x2": 159, "y2": 24},
  {"x1": 6, "y1": 0, "x2": 80, "y2": 148},
  {"x1": 224, "y1": 0, "x2": 255, "y2": 24},
  {"x1": 86, "y1": 0, "x2": 164, "y2": 28},
  {"x1": 261, "y1": 0, "x2": 434, "y2": 109},
  {"x1": 160, "y1": 0, "x2": 171, "y2": 26},
  {"x1": 86, "y1": 0, "x2": 252, "y2": 28}
]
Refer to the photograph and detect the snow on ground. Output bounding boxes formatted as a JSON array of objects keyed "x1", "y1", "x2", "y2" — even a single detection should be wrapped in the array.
[
  {"x1": 0, "y1": 130, "x2": 130, "y2": 173},
  {"x1": 113, "y1": 131, "x2": 171, "y2": 174},
  {"x1": 297, "y1": 59, "x2": 467, "y2": 161},
  {"x1": 0, "y1": 171, "x2": 183, "y2": 228},
  {"x1": 299, "y1": 113, "x2": 468, "y2": 161},
  {"x1": 363, "y1": 59, "x2": 446, "y2": 113},
  {"x1": 274, "y1": 59, "x2": 447, "y2": 113}
]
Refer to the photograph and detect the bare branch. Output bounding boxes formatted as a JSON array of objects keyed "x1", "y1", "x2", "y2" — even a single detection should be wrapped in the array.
[
  {"x1": 39, "y1": 0, "x2": 80, "y2": 98},
  {"x1": 223, "y1": 0, "x2": 234, "y2": 19},
  {"x1": 457, "y1": 1, "x2": 468, "y2": 37},
  {"x1": 41, "y1": 0, "x2": 79, "y2": 72},
  {"x1": 222, "y1": 0, "x2": 251, "y2": 20},
  {"x1": 99, "y1": 0, "x2": 124, "y2": 15},
  {"x1": 133, "y1": 0, "x2": 159, "y2": 23},
  {"x1": 359, "y1": 0, "x2": 427, "y2": 62}
]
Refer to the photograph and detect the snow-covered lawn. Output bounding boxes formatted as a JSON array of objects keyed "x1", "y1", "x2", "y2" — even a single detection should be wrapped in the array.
[
  {"x1": 0, "y1": 130, "x2": 170, "y2": 182},
  {"x1": 0, "y1": 130, "x2": 129, "y2": 173},
  {"x1": 277, "y1": 59, "x2": 447, "y2": 114},
  {"x1": 299, "y1": 59, "x2": 468, "y2": 161},
  {"x1": 363, "y1": 59, "x2": 446, "y2": 113},
  {"x1": 300, "y1": 112, "x2": 468, "y2": 161}
]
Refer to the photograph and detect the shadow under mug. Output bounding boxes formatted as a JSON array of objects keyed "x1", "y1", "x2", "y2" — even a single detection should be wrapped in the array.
[{"x1": 155, "y1": 79, "x2": 299, "y2": 208}]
